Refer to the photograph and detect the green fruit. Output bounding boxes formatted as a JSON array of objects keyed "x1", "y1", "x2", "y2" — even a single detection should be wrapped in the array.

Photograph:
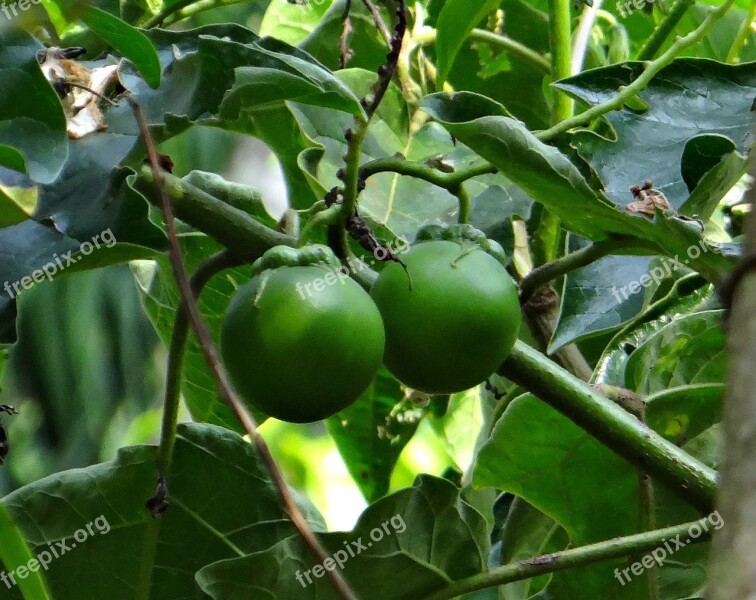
[
  {"x1": 221, "y1": 265, "x2": 385, "y2": 423},
  {"x1": 370, "y1": 240, "x2": 521, "y2": 394}
]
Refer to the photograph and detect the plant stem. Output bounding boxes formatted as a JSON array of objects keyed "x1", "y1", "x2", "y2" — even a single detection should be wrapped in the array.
[
  {"x1": 414, "y1": 28, "x2": 551, "y2": 74},
  {"x1": 726, "y1": 0, "x2": 756, "y2": 63},
  {"x1": 637, "y1": 0, "x2": 695, "y2": 61},
  {"x1": 143, "y1": 0, "x2": 195, "y2": 28},
  {"x1": 538, "y1": 0, "x2": 734, "y2": 141},
  {"x1": 499, "y1": 340, "x2": 717, "y2": 512},
  {"x1": 360, "y1": 156, "x2": 497, "y2": 190},
  {"x1": 129, "y1": 98, "x2": 360, "y2": 600},
  {"x1": 156, "y1": 250, "x2": 240, "y2": 477},
  {"x1": 547, "y1": 0, "x2": 574, "y2": 125},
  {"x1": 135, "y1": 165, "x2": 295, "y2": 261},
  {"x1": 330, "y1": 0, "x2": 407, "y2": 258},
  {"x1": 420, "y1": 517, "x2": 713, "y2": 600},
  {"x1": 454, "y1": 184, "x2": 471, "y2": 224},
  {"x1": 571, "y1": 0, "x2": 604, "y2": 74},
  {"x1": 161, "y1": 0, "x2": 254, "y2": 25},
  {"x1": 519, "y1": 238, "x2": 636, "y2": 301}
]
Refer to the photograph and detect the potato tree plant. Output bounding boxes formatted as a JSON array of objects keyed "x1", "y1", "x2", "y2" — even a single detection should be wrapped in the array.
[{"x1": 0, "y1": 0, "x2": 753, "y2": 598}]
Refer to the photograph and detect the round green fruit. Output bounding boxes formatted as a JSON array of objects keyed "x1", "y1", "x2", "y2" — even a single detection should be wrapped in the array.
[
  {"x1": 370, "y1": 240, "x2": 521, "y2": 394},
  {"x1": 221, "y1": 265, "x2": 385, "y2": 423}
]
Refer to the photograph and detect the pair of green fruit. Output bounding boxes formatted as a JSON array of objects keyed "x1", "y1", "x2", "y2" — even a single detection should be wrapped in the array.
[{"x1": 221, "y1": 227, "x2": 522, "y2": 423}]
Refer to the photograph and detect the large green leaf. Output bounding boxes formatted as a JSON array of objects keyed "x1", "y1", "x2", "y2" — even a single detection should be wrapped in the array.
[
  {"x1": 420, "y1": 91, "x2": 737, "y2": 282},
  {"x1": 2, "y1": 423, "x2": 324, "y2": 599},
  {"x1": 197, "y1": 475, "x2": 488, "y2": 600},
  {"x1": 78, "y1": 5, "x2": 161, "y2": 87},
  {"x1": 0, "y1": 30, "x2": 68, "y2": 185},
  {"x1": 474, "y1": 392, "x2": 715, "y2": 600},
  {"x1": 557, "y1": 59, "x2": 756, "y2": 211},
  {"x1": 550, "y1": 235, "x2": 652, "y2": 352}
]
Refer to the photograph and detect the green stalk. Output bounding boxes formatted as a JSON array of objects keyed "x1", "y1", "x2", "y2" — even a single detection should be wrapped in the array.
[
  {"x1": 519, "y1": 238, "x2": 642, "y2": 300},
  {"x1": 156, "y1": 251, "x2": 239, "y2": 477},
  {"x1": 414, "y1": 28, "x2": 551, "y2": 74},
  {"x1": 637, "y1": 0, "x2": 695, "y2": 61},
  {"x1": 360, "y1": 157, "x2": 497, "y2": 189},
  {"x1": 499, "y1": 341, "x2": 717, "y2": 512},
  {"x1": 420, "y1": 517, "x2": 714, "y2": 600},
  {"x1": 135, "y1": 165, "x2": 295, "y2": 261},
  {"x1": 547, "y1": 0, "x2": 574, "y2": 125},
  {"x1": 726, "y1": 0, "x2": 756, "y2": 63}
]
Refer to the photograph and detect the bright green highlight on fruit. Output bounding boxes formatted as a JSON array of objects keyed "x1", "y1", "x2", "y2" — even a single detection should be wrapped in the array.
[
  {"x1": 222, "y1": 264, "x2": 385, "y2": 423},
  {"x1": 371, "y1": 240, "x2": 521, "y2": 394}
]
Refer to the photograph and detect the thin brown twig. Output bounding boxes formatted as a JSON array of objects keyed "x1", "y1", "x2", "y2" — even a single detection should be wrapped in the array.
[
  {"x1": 127, "y1": 95, "x2": 360, "y2": 600},
  {"x1": 361, "y1": 0, "x2": 392, "y2": 45},
  {"x1": 339, "y1": 0, "x2": 354, "y2": 69}
]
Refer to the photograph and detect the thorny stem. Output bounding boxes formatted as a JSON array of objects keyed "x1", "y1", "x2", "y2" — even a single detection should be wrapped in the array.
[
  {"x1": 500, "y1": 340, "x2": 717, "y2": 513},
  {"x1": 330, "y1": 0, "x2": 407, "y2": 258}
]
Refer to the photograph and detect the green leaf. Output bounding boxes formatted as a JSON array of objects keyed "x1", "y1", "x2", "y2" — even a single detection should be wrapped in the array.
[
  {"x1": 420, "y1": 91, "x2": 737, "y2": 282},
  {"x1": 496, "y1": 497, "x2": 567, "y2": 599},
  {"x1": 300, "y1": 0, "x2": 389, "y2": 72},
  {"x1": 220, "y1": 62, "x2": 365, "y2": 119},
  {"x1": 679, "y1": 136, "x2": 748, "y2": 222},
  {"x1": 79, "y1": 5, "x2": 161, "y2": 88},
  {"x1": 260, "y1": 0, "x2": 334, "y2": 44},
  {"x1": 646, "y1": 384, "x2": 724, "y2": 446},
  {"x1": 550, "y1": 250, "x2": 652, "y2": 352},
  {"x1": 0, "y1": 30, "x2": 68, "y2": 185},
  {"x1": 0, "y1": 168, "x2": 38, "y2": 228},
  {"x1": 474, "y1": 394, "x2": 643, "y2": 598},
  {"x1": 435, "y1": 0, "x2": 501, "y2": 87},
  {"x1": 625, "y1": 310, "x2": 726, "y2": 394},
  {"x1": 0, "y1": 501, "x2": 52, "y2": 599},
  {"x1": 2, "y1": 423, "x2": 324, "y2": 599},
  {"x1": 420, "y1": 92, "x2": 643, "y2": 241},
  {"x1": 557, "y1": 59, "x2": 756, "y2": 212},
  {"x1": 326, "y1": 370, "x2": 424, "y2": 503},
  {"x1": 593, "y1": 275, "x2": 714, "y2": 381},
  {"x1": 197, "y1": 475, "x2": 488, "y2": 600}
]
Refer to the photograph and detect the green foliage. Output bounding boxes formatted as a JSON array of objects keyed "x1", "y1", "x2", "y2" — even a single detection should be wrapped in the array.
[{"x1": 0, "y1": 0, "x2": 751, "y2": 598}]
